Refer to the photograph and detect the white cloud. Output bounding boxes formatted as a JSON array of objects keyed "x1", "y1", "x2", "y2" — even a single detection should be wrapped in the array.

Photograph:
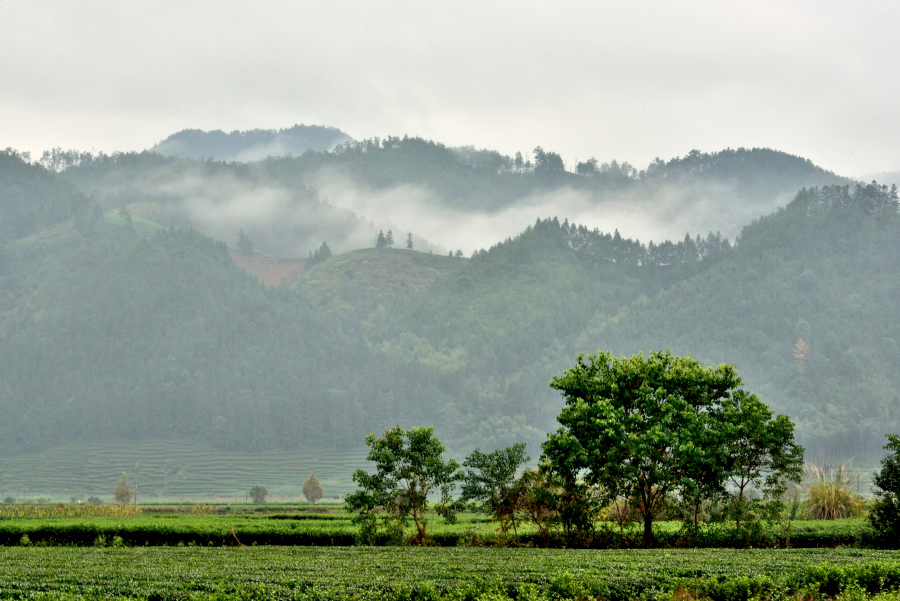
[{"x1": 1, "y1": 0, "x2": 899, "y2": 175}]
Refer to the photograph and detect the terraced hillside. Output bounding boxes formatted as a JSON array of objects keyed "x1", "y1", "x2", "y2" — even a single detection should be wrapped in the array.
[{"x1": 0, "y1": 441, "x2": 367, "y2": 503}]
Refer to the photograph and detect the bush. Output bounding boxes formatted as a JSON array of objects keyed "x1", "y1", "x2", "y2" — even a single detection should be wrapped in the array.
[
  {"x1": 2, "y1": 497, "x2": 13, "y2": 504},
  {"x1": 804, "y1": 463, "x2": 866, "y2": 520},
  {"x1": 87, "y1": 496, "x2": 103, "y2": 505},
  {"x1": 249, "y1": 485, "x2": 268, "y2": 504}
]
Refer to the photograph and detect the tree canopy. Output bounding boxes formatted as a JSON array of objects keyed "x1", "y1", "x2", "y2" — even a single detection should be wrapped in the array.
[
  {"x1": 543, "y1": 350, "x2": 801, "y2": 546},
  {"x1": 345, "y1": 426, "x2": 459, "y2": 545}
]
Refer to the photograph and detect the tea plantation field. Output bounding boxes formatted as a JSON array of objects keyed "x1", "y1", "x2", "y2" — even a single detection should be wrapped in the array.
[{"x1": 1, "y1": 547, "x2": 900, "y2": 600}]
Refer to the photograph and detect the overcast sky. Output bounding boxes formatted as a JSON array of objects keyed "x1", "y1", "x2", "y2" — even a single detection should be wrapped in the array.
[{"x1": 1, "y1": 0, "x2": 898, "y2": 177}]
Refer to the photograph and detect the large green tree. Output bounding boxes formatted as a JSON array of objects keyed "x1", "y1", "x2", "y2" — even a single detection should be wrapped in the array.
[
  {"x1": 543, "y1": 350, "x2": 742, "y2": 546},
  {"x1": 345, "y1": 425, "x2": 459, "y2": 545}
]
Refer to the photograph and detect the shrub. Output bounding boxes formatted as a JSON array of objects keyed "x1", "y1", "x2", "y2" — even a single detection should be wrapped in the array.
[
  {"x1": 249, "y1": 485, "x2": 268, "y2": 504},
  {"x1": 804, "y1": 462, "x2": 866, "y2": 519},
  {"x1": 302, "y1": 474, "x2": 323, "y2": 504},
  {"x1": 2, "y1": 497, "x2": 13, "y2": 504},
  {"x1": 114, "y1": 473, "x2": 134, "y2": 505}
]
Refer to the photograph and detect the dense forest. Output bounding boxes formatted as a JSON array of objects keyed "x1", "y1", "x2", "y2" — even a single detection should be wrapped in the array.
[{"x1": 0, "y1": 137, "x2": 896, "y2": 462}]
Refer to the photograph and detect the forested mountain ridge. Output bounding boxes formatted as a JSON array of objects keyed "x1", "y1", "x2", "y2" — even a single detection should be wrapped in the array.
[
  {"x1": 38, "y1": 139, "x2": 851, "y2": 258},
  {"x1": 1, "y1": 145, "x2": 895, "y2": 466}
]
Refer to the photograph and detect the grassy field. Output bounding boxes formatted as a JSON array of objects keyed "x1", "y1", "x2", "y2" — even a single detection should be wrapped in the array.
[
  {"x1": 1, "y1": 546, "x2": 899, "y2": 600},
  {"x1": 103, "y1": 212, "x2": 165, "y2": 236},
  {"x1": 0, "y1": 440, "x2": 368, "y2": 503}
]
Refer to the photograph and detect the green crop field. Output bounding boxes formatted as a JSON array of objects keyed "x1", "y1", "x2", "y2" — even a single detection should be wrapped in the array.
[
  {"x1": 0, "y1": 440, "x2": 368, "y2": 502},
  {"x1": 1, "y1": 547, "x2": 900, "y2": 600},
  {"x1": 0, "y1": 508, "x2": 878, "y2": 549}
]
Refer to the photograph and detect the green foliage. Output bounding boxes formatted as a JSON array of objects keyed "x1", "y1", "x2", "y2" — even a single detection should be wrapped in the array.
[
  {"x1": 346, "y1": 426, "x2": 459, "y2": 545},
  {"x1": 544, "y1": 351, "x2": 805, "y2": 543},
  {"x1": 460, "y1": 443, "x2": 530, "y2": 544},
  {"x1": 716, "y1": 390, "x2": 804, "y2": 527},
  {"x1": 544, "y1": 350, "x2": 748, "y2": 546},
  {"x1": 249, "y1": 485, "x2": 268, "y2": 504},
  {"x1": 870, "y1": 433, "x2": 900, "y2": 542}
]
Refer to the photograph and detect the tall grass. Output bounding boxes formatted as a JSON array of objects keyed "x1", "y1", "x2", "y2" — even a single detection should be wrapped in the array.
[
  {"x1": 0, "y1": 504, "x2": 142, "y2": 518},
  {"x1": 804, "y1": 462, "x2": 866, "y2": 520}
]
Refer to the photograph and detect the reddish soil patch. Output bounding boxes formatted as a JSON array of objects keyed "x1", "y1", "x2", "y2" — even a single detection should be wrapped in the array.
[{"x1": 230, "y1": 251, "x2": 306, "y2": 287}]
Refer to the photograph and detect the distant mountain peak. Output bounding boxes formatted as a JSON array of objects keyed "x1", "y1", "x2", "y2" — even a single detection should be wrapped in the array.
[{"x1": 150, "y1": 124, "x2": 353, "y2": 162}]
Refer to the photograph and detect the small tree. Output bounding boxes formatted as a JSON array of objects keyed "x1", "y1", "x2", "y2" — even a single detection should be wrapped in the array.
[
  {"x1": 345, "y1": 425, "x2": 459, "y2": 545},
  {"x1": 870, "y1": 433, "x2": 900, "y2": 542},
  {"x1": 249, "y1": 485, "x2": 268, "y2": 504},
  {"x1": 385, "y1": 230, "x2": 394, "y2": 247},
  {"x1": 405, "y1": 233, "x2": 413, "y2": 250},
  {"x1": 717, "y1": 390, "x2": 804, "y2": 527},
  {"x1": 302, "y1": 473, "x2": 324, "y2": 504},
  {"x1": 113, "y1": 473, "x2": 134, "y2": 504},
  {"x1": 375, "y1": 230, "x2": 387, "y2": 248},
  {"x1": 460, "y1": 443, "x2": 530, "y2": 545}
]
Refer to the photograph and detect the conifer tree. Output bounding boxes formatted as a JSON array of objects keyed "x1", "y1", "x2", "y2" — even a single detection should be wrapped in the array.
[
  {"x1": 406, "y1": 233, "x2": 413, "y2": 250},
  {"x1": 386, "y1": 230, "x2": 394, "y2": 247},
  {"x1": 376, "y1": 230, "x2": 386, "y2": 248}
]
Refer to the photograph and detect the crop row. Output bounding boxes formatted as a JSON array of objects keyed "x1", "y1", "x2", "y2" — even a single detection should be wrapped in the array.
[
  {"x1": 0, "y1": 515, "x2": 881, "y2": 548},
  {"x1": 1, "y1": 547, "x2": 900, "y2": 600}
]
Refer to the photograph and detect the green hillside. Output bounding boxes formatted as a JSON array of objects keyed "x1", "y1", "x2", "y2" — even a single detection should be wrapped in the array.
[{"x1": 296, "y1": 247, "x2": 463, "y2": 329}]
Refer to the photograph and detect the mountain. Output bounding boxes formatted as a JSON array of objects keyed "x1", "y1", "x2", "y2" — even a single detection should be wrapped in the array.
[
  {"x1": 150, "y1": 124, "x2": 352, "y2": 161},
  {"x1": 2, "y1": 141, "x2": 897, "y2": 494}
]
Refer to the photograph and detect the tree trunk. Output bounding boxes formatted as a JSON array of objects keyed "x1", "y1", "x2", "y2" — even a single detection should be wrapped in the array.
[{"x1": 642, "y1": 511, "x2": 653, "y2": 548}]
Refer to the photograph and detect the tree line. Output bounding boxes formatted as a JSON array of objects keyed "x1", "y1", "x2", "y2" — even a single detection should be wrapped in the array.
[{"x1": 347, "y1": 351, "x2": 804, "y2": 548}]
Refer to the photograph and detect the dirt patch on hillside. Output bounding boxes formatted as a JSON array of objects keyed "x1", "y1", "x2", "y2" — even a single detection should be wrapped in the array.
[{"x1": 230, "y1": 251, "x2": 305, "y2": 287}]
